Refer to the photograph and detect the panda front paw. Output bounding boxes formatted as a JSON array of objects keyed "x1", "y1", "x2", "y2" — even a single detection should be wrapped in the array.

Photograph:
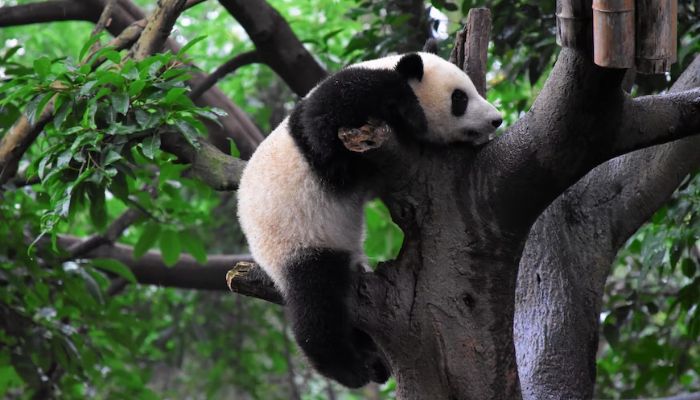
[{"x1": 338, "y1": 119, "x2": 391, "y2": 153}]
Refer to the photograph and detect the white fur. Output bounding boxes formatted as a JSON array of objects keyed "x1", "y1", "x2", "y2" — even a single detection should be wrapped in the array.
[
  {"x1": 353, "y1": 52, "x2": 502, "y2": 144},
  {"x1": 238, "y1": 53, "x2": 502, "y2": 292},
  {"x1": 237, "y1": 120, "x2": 368, "y2": 293}
]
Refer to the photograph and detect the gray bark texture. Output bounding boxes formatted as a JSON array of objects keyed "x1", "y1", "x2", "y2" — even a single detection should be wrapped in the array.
[
  {"x1": 3, "y1": 1, "x2": 700, "y2": 398},
  {"x1": 221, "y1": 28, "x2": 700, "y2": 400},
  {"x1": 515, "y1": 54, "x2": 700, "y2": 400}
]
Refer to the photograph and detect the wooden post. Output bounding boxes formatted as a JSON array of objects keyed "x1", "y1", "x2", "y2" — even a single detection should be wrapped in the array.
[
  {"x1": 636, "y1": 0, "x2": 677, "y2": 74},
  {"x1": 556, "y1": 0, "x2": 592, "y2": 50},
  {"x1": 592, "y1": 0, "x2": 635, "y2": 68}
]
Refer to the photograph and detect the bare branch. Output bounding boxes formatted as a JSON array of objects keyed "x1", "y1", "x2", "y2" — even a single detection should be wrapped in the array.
[
  {"x1": 0, "y1": 1, "x2": 97, "y2": 27},
  {"x1": 66, "y1": 209, "x2": 143, "y2": 259},
  {"x1": 218, "y1": 0, "x2": 327, "y2": 96},
  {"x1": 515, "y1": 55, "x2": 700, "y2": 400},
  {"x1": 449, "y1": 8, "x2": 491, "y2": 96},
  {"x1": 160, "y1": 131, "x2": 246, "y2": 191},
  {"x1": 226, "y1": 262, "x2": 283, "y2": 304},
  {"x1": 0, "y1": 112, "x2": 52, "y2": 185},
  {"x1": 612, "y1": 89, "x2": 700, "y2": 155},
  {"x1": 127, "y1": 0, "x2": 187, "y2": 61},
  {"x1": 57, "y1": 235, "x2": 253, "y2": 292},
  {"x1": 472, "y1": 49, "x2": 628, "y2": 234},
  {"x1": 91, "y1": 0, "x2": 117, "y2": 36},
  {"x1": 189, "y1": 51, "x2": 261, "y2": 100}
]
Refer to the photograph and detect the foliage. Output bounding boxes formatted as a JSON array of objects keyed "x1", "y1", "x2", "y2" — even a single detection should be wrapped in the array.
[
  {"x1": 597, "y1": 173, "x2": 700, "y2": 398},
  {"x1": 0, "y1": 0, "x2": 699, "y2": 399}
]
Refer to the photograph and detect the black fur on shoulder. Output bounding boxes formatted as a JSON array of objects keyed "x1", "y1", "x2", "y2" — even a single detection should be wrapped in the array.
[
  {"x1": 283, "y1": 248, "x2": 390, "y2": 388},
  {"x1": 288, "y1": 65, "x2": 427, "y2": 191}
]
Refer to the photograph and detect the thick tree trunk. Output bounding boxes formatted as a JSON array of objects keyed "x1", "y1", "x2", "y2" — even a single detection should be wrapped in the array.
[{"x1": 515, "y1": 54, "x2": 700, "y2": 400}]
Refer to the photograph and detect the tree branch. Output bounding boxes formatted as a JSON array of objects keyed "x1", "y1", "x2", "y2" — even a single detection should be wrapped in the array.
[
  {"x1": 217, "y1": 0, "x2": 327, "y2": 96},
  {"x1": 514, "y1": 54, "x2": 700, "y2": 400},
  {"x1": 449, "y1": 8, "x2": 491, "y2": 96},
  {"x1": 189, "y1": 51, "x2": 261, "y2": 100},
  {"x1": 0, "y1": 112, "x2": 53, "y2": 185},
  {"x1": 472, "y1": 49, "x2": 628, "y2": 235},
  {"x1": 160, "y1": 131, "x2": 246, "y2": 191},
  {"x1": 90, "y1": 0, "x2": 117, "y2": 36},
  {"x1": 66, "y1": 208, "x2": 143, "y2": 259},
  {"x1": 0, "y1": 1, "x2": 98, "y2": 27},
  {"x1": 612, "y1": 89, "x2": 700, "y2": 155},
  {"x1": 127, "y1": 0, "x2": 187, "y2": 61},
  {"x1": 56, "y1": 235, "x2": 254, "y2": 292}
]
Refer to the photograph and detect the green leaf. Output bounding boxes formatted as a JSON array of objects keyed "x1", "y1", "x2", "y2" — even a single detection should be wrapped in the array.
[
  {"x1": 79, "y1": 33, "x2": 104, "y2": 61},
  {"x1": 134, "y1": 223, "x2": 160, "y2": 259},
  {"x1": 182, "y1": 233, "x2": 207, "y2": 264},
  {"x1": 2, "y1": 45, "x2": 21, "y2": 61},
  {"x1": 53, "y1": 99, "x2": 72, "y2": 130},
  {"x1": 101, "y1": 49, "x2": 122, "y2": 64},
  {"x1": 102, "y1": 149, "x2": 122, "y2": 166},
  {"x1": 128, "y1": 80, "x2": 146, "y2": 97},
  {"x1": 141, "y1": 134, "x2": 161, "y2": 159},
  {"x1": 91, "y1": 258, "x2": 137, "y2": 283},
  {"x1": 56, "y1": 150, "x2": 73, "y2": 168},
  {"x1": 82, "y1": 100, "x2": 97, "y2": 128},
  {"x1": 33, "y1": 56, "x2": 52, "y2": 79},
  {"x1": 109, "y1": 171, "x2": 129, "y2": 201},
  {"x1": 228, "y1": 138, "x2": 240, "y2": 158},
  {"x1": 681, "y1": 258, "x2": 697, "y2": 278},
  {"x1": 111, "y1": 92, "x2": 129, "y2": 115},
  {"x1": 79, "y1": 80, "x2": 99, "y2": 97},
  {"x1": 173, "y1": 120, "x2": 199, "y2": 147},
  {"x1": 88, "y1": 186, "x2": 107, "y2": 228},
  {"x1": 163, "y1": 87, "x2": 187, "y2": 105},
  {"x1": 25, "y1": 92, "x2": 52, "y2": 124},
  {"x1": 159, "y1": 229, "x2": 181, "y2": 267},
  {"x1": 177, "y1": 35, "x2": 207, "y2": 56},
  {"x1": 95, "y1": 70, "x2": 125, "y2": 88}
]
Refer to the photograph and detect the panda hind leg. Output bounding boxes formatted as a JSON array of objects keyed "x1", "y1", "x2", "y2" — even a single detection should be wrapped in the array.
[{"x1": 283, "y1": 248, "x2": 389, "y2": 388}]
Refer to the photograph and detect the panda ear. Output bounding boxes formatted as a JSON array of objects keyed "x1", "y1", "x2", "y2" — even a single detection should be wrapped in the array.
[{"x1": 396, "y1": 53, "x2": 424, "y2": 82}]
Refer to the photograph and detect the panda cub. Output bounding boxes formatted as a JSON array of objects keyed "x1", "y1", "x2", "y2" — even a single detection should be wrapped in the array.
[{"x1": 237, "y1": 52, "x2": 502, "y2": 387}]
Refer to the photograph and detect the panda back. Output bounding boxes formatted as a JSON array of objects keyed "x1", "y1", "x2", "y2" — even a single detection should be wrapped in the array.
[{"x1": 237, "y1": 121, "x2": 367, "y2": 290}]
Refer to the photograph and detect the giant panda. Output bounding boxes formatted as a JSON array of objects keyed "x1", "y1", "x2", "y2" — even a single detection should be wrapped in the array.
[{"x1": 237, "y1": 52, "x2": 502, "y2": 387}]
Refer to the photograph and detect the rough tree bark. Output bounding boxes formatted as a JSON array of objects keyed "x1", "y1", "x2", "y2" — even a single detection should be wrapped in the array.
[
  {"x1": 515, "y1": 54, "x2": 700, "y2": 400},
  {"x1": 3, "y1": 1, "x2": 700, "y2": 399}
]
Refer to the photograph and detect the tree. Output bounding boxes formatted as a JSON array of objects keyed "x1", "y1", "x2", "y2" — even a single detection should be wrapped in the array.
[{"x1": 0, "y1": 0, "x2": 699, "y2": 399}]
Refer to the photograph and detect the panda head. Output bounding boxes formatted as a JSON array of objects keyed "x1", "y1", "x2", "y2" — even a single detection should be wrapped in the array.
[
  {"x1": 357, "y1": 52, "x2": 503, "y2": 145},
  {"x1": 397, "y1": 52, "x2": 502, "y2": 145}
]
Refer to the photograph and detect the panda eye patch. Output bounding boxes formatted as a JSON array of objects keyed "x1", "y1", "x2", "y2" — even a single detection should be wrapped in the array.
[{"x1": 451, "y1": 89, "x2": 468, "y2": 117}]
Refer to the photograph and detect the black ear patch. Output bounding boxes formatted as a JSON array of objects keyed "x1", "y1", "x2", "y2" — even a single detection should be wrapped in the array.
[{"x1": 396, "y1": 53, "x2": 423, "y2": 81}]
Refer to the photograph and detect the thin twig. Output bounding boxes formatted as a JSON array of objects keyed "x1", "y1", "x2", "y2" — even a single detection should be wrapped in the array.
[
  {"x1": 91, "y1": 0, "x2": 117, "y2": 36},
  {"x1": 189, "y1": 51, "x2": 261, "y2": 100},
  {"x1": 66, "y1": 208, "x2": 143, "y2": 259}
]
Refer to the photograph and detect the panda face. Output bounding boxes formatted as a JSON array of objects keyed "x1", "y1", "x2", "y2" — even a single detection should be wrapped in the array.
[
  {"x1": 350, "y1": 52, "x2": 502, "y2": 145},
  {"x1": 406, "y1": 53, "x2": 503, "y2": 145}
]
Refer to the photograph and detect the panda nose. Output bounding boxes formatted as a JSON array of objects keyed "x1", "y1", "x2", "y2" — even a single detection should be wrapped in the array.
[{"x1": 491, "y1": 118, "x2": 503, "y2": 128}]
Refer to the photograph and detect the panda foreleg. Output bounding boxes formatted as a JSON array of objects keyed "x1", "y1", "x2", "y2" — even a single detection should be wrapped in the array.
[{"x1": 283, "y1": 247, "x2": 389, "y2": 388}]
